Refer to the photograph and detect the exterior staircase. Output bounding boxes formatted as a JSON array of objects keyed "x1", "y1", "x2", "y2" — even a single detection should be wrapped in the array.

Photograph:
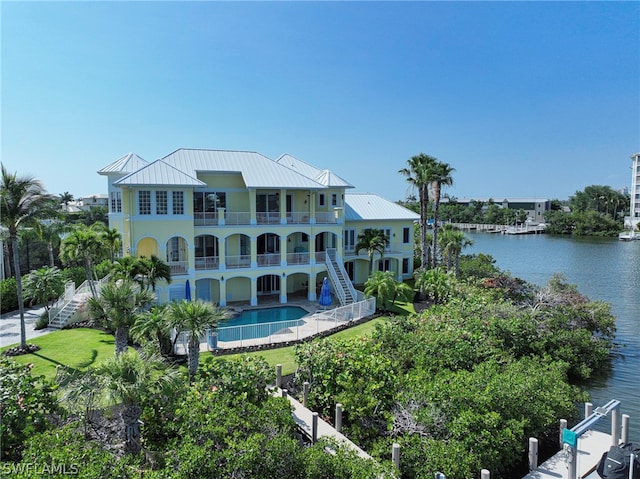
[
  {"x1": 325, "y1": 248, "x2": 358, "y2": 306},
  {"x1": 48, "y1": 276, "x2": 110, "y2": 329}
]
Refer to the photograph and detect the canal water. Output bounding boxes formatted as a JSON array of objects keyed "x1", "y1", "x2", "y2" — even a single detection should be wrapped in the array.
[{"x1": 466, "y1": 232, "x2": 639, "y2": 442}]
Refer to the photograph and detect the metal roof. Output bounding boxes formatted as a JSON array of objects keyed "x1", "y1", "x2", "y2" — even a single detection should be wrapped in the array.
[
  {"x1": 97, "y1": 152, "x2": 148, "y2": 175},
  {"x1": 276, "y1": 154, "x2": 353, "y2": 188},
  {"x1": 345, "y1": 193, "x2": 419, "y2": 221},
  {"x1": 158, "y1": 149, "x2": 327, "y2": 189},
  {"x1": 115, "y1": 160, "x2": 205, "y2": 187}
]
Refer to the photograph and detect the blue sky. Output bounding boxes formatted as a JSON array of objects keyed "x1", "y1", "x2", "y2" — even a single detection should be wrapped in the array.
[{"x1": 2, "y1": 1, "x2": 638, "y2": 202}]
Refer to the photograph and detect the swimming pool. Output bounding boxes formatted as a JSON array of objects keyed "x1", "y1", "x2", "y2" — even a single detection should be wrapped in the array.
[{"x1": 214, "y1": 306, "x2": 308, "y2": 343}]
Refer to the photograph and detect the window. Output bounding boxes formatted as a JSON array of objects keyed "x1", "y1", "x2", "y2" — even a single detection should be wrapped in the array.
[
  {"x1": 402, "y1": 258, "x2": 410, "y2": 274},
  {"x1": 110, "y1": 191, "x2": 122, "y2": 213},
  {"x1": 377, "y1": 259, "x2": 391, "y2": 272},
  {"x1": 344, "y1": 229, "x2": 356, "y2": 252},
  {"x1": 403, "y1": 227, "x2": 410, "y2": 244},
  {"x1": 331, "y1": 193, "x2": 337, "y2": 206},
  {"x1": 194, "y1": 191, "x2": 226, "y2": 213},
  {"x1": 172, "y1": 191, "x2": 184, "y2": 215},
  {"x1": 138, "y1": 191, "x2": 151, "y2": 215},
  {"x1": 319, "y1": 194, "x2": 325, "y2": 207},
  {"x1": 156, "y1": 191, "x2": 168, "y2": 215}
]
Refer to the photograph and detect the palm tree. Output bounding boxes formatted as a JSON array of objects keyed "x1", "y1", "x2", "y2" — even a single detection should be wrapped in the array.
[
  {"x1": 98, "y1": 225, "x2": 122, "y2": 263},
  {"x1": 59, "y1": 191, "x2": 74, "y2": 211},
  {"x1": 364, "y1": 270, "x2": 414, "y2": 311},
  {"x1": 87, "y1": 279, "x2": 156, "y2": 354},
  {"x1": 23, "y1": 266, "x2": 65, "y2": 313},
  {"x1": 164, "y1": 299, "x2": 230, "y2": 380},
  {"x1": 438, "y1": 224, "x2": 472, "y2": 277},
  {"x1": 136, "y1": 255, "x2": 172, "y2": 291},
  {"x1": 399, "y1": 153, "x2": 438, "y2": 269},
  {"x1": 36, "y1": 218, "x2": 71, "y2": 267},
  {"x1": 0, "y1": 164, "x2": 54, "y2": 349},
  {"x1": 59, "y1": 223, "x2": 106, "y2": 296},
  {"x1": 430, "y1": 161, "x2": 455, "y2": 268},
  {"x1": 130, "y1": 304, "x2": 172, "y2": 356},
  {"x1": 355, "y1": 228, "x2": 389, "y2": 275},
  {"x1": 62, "y1": 350, "x2": 181, "y2": 455}
]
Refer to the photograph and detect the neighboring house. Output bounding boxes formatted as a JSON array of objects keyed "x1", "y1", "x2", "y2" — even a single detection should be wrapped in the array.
[
  {"x1": 443, "y1": 197, "x2": 551, "y2": 223},
  {"x1": 98, "y1": 149, "x2": 418, "y2": 307}
]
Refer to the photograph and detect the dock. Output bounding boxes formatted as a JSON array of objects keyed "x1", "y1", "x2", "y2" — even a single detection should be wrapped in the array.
[
  {"x1": 272, "y1": 387, "x2": 372, "y2": 460},
  {"x1": 523, "y1": 430, "x2": 610, "y2": 479}
]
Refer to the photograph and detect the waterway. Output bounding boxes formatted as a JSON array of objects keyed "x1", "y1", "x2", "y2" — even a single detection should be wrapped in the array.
[{"x1": 466, "y1": 232, "x2": 639, "y2": 442}]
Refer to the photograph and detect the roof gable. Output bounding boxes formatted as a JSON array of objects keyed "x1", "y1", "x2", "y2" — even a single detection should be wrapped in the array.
[
  {"x1": 114, "y1": 160, "x2": 205, "y2": 187},
  {"x1": 98, "y1": 152, "x2": 148, "y2": 175}
]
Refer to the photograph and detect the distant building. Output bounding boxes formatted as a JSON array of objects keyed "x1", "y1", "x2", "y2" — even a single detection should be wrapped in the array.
[
  {"x1": 443, "y1": 197, "x2": 551, "y2": 223},
  {"x1": 62, "y1": 194, "x2": 109, "y2": 212},
  {"x1": 624, "y1": 152, "x2": 640, "y2": 230}
]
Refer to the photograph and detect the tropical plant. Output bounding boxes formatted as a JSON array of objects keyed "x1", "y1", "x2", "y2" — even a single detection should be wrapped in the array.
[
  {"x1": 136, "y1": 255, "x2": 172, "y2": 291},
  {"x1": 59, "y1": 191, "x2": 74, "y2": 210},
  {"x1": 399, "y1": 153, "x2": 438, "y2": 268},
  {"x1": 22, "y1": 266, "x2": 65, "y2": 312},
  {"x1": 364, "y1": 270, "x2": 414, "y2": 311},
  {"x1": 355, "y1": 228, "x2": 389, "y2": 275},
  {"x1": 59, "y1": 222, "x2": 107, "y2": 296},
  {"x1": 99, "y1": 225, "x2": 122, "y2": 263},
  {"x1": 413, "y1": 267, "x2": 455, "y2": 305},
  {"x1": 62, "y1": 350, "x2": 181, "y2": 455},
  {"x1": 164, "y1": 299, "x2": 230, "y2": 379},
  {"x1": 35, "y1": 218, "x2": 70, "y2": 267},
  {"x1": 438, "y1": 224, "x2": 472, "y2": 277},
  {"x1": 429, "y1": 160, "x2": 455, "y2": 268},
  {"x1": 87, "y1": 279, "x2": 156, "y2": 354},
  {"x1": 0, "y1": 164, "x2": 55, "y2": 349},
  {"x1": 0, "y1": 357, "x2": 57, "y2": 461},
  {"x1": 130, "y1": 304, "x2": 172, "y2": 356}
]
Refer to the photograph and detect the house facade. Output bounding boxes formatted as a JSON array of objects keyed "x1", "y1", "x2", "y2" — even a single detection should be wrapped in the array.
[{"x1": 98, "y1": 149, "x2": 418, "y2": 307}]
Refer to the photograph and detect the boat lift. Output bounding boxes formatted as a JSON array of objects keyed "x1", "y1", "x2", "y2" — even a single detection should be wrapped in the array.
[{"x1": 562, "y1": 399, "x2": 622, "y2": 479}]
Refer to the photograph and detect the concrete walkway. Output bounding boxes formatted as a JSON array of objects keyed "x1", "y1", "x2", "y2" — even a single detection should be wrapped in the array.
[{"x1": 0, "y1": 306, "x2": 57, "y2": 348}]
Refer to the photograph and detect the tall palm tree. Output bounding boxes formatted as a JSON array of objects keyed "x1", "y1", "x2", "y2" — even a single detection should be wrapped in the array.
[
  {"x1": 164, "y1": 299, "x2": 229, "y2": 380},
  {"x1": 36, "y1": 218, "x2": 71, "y2": 267},
  {"x1": 59, "y1": 191, "x2": 74, "y2": 211},
  {"x1": 355, "y1": 228, "x2": 389, "y2": 275},
  {"x1": 399, "y1": 153, "x2": 438, "y2": 269},
  {"x1": 0, "y1": 164, "x2": 54, "y2": 349},
  {"x1": 87, "y1": 279, "x2": 156, "y2": 354},
  {"x1": 59, "y1": 223, "x2": 106, "y2": 296},
  {"x1": 430, "y1": 161, "x2": 455, "y2": 268},
  {"x1": 98, "y1": 225, "x2": 122, "y2": 263},
  {"x1": 438, "y1": 224, "x2": 472, "y2": 277}
]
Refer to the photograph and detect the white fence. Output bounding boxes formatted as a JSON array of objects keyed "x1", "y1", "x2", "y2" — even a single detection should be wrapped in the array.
[{"x1": 173, "y1": 297, "x2": 376, "y2": 353}]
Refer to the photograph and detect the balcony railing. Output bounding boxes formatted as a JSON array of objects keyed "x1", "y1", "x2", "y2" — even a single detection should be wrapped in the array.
[
  {"x1": 257, "y1": 253, "x2": 280, "y2": 266},
  {"x1": 286, "y1": 252, "x2": 310, "y2": 265},
  {"x1": 168, "y1": 261, "x2": 188, "y2": 275},
  {"x1": 195, "y1": 256, "x2": 219, "y2": 270},
  {"x1": 256, "y1": 212, "x2": 281, "y2": 224},
  {"x1": 194, "y1": 212, "x2": 219, "y2": 226},
  {"x1": 226, "y1": 255, "x2": 251, "y2": 269}
]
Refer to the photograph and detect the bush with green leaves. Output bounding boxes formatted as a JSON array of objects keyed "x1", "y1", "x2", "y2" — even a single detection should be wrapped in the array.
[
  {"x1": 0, "y1": 357, "x2": 57, "y2": 461},
  {"x1": 0, "y1": 277, "x2": 18, "y2": 313}
]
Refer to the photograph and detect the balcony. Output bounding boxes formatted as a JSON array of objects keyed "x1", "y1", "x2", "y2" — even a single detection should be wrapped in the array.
[
  {"x1": 257, "y1": 253, "x2": 281, "y2": 267},
  {"x1": 167, "y1": 261, "x2": 188, "y2": 275},
  {"x1": 286, "y1": 252, "x2": 310, "y2": 265},
  {"x1": 195, "y1": 256, "x2": 219, "y2": 270},
  {"x1": 193, "y1": 210, "x2": 337, "y2": 226},
  {"x1": 226, "y1": 255, "x2": 251, "y2": 269}
]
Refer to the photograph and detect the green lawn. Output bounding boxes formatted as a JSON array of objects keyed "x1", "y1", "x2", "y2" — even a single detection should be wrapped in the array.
[
  {"x1": 1, "y1": 328, "x2": 117, "y2": 381},
  {"x1": 206, "y1": 316, "x2": 389, "y2": 376},
  {"x1": 2, "y1": 315, "x2": 394, "y2": 381}
]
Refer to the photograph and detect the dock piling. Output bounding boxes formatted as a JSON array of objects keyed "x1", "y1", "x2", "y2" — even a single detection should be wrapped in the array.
[
  {"x1": 335, "y1": 403, "x2": 342, "y2": 433},
  {"x1": 303, "y1": 381, "x2": 309, "y2": 407},
  {"x1": 392, "y1": 443, "x2": 400, "y2": 469},
  {"x1": 621, "y1": 414, "x2": 630, "y2": 444},
  {"x1": 528, "y1": 437, "x2": 538, "y2": 471},
  {"x1": 276, "y1": 364, "x2": 282, "y2": 388}
]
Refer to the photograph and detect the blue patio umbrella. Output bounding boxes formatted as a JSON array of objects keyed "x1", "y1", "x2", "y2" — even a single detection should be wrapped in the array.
[
  {"x1": 185, "y1": 279, "x2": 192, "y2": 301},
  {"x1": 319, "y1": 277, "x2": 332, "y2": 309}
]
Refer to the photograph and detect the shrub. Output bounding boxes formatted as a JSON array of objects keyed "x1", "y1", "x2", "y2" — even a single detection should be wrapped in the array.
[{"x1": 0, "y1": 277, "x2": 18, "y2": 313}]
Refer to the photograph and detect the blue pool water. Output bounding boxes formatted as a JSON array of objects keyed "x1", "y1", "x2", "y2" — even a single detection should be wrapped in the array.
[{"x1": 214, "y1": 306, "x2": 308, "y2": 342}]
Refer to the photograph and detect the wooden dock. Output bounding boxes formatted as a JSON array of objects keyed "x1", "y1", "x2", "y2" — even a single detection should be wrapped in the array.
[
  {"x1": 273, "y1": 387, "x2": 372, "y2": 460},
  {"x1": 523, "y1": 430, "x2": 611, "y2": 479}
]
